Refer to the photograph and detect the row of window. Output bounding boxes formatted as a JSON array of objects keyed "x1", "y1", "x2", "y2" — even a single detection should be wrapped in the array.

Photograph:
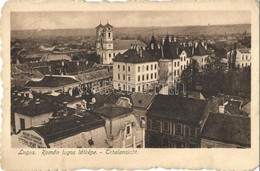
[
  {"x1": 137, "y1": 73, "x2": 157, "y2": 82},
  {"x1": 117, "y1": 64, "x2": 158, "y2": 72},
  {"x1": 117, "y1": 83, "x2": 152, "y2": 92},
  {"x1": 238, "y1": 62, "x2": 251, "y2": 68},
  {"x1": 148, "y1": 119, "x2": 196, "y2": 137},
  {"x1": 242, "y1": 55, "x2": 250, "y2": 60},
  {"x1": 118, "y1": 74, "x2": 131, "y2": 81}
]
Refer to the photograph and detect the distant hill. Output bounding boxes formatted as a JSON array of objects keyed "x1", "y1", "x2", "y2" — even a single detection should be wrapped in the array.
[{"x1": 11, "y1": 24, "x2": 250, "y2": 39}]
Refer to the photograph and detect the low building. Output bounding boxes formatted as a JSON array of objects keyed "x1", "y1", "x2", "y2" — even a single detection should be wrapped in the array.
[
  {"x1": 227, "y1": 48, "x2": 251, "y2": 69},
  {"x1": 91, "y1": 103, "x2": 145, "y2": 148},
  {"x1": 12, "y1": 112, "x2": 108, "y2": 148},
  {"x1": 146, "y1": 95, "x2": 207, "y2": 148},
  {"x1": 24, "y1": 75, "x2": 80, "y2": 94},
  {"x1": 113, "y1": 47, "x2": 159, "y2": 92},
  {"x1": 201, "y1": 112, "x2": 250, "y2": 148}
]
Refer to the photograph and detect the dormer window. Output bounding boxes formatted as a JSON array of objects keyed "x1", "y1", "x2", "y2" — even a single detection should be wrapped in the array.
[{"x1": 126, "y1": 124, "x2": 132, "y2": 136}]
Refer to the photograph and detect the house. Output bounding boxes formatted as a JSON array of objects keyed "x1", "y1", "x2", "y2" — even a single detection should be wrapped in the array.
[
  {"x1": 201, "y1": 112, "x2": 250, "y2": 148},
  {"x1": 91, "y1": 103, "x2": 145, "y2": 148},
  {"x1": 192, "y1": 41, "x2": 212, "y2": 70},
  {"x1": 96, "y1": 22, "x2": 146, "y2": 64},
  {"x1": 12, "y1": 111, "x2": 108, "y2": 148},
  {"x1": 146, "y1": 95, "x2": 207, "y2": 148},
  {"x1": 227, "y1": 47, "x2": 251, "y2": 69},
  {"x1": 158, "y1": 35, "x2": 193, "y2": 87},
  {"x1": 113, "y1": 47, "x2": 159, "y2": 93},
  {"x1": 13, "y1": 98, "x2": 74, "y2": 133},
  {"x1": 24, "y1": 75, "x2": 80, "y2": 94}
]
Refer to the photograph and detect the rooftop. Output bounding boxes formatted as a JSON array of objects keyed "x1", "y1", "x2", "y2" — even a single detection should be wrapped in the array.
[
  {"x1": 147, "y1": 95, "x2": 207, "y2": 124},
  {"x1": 113, "y1": 49, "x2": 158, "y2": 63},
  {"x1": 33, "y1": 113, "x2": 106, "y2": 143},
  {"x1": 131, "y1": 92, "x2": 156, "y2": 109},
  {"x1": 24, "y1": 75, "x2": 79, "y2": 88},
  {"x1": 201, "y1": 112, "x2": 250, "y2": 147},
  {"x1": 113, "y1": 39, "x2": 146, "y2": 50},
  {"x1": 91, "y1": 105, "x2": 133, "y2": 119}
]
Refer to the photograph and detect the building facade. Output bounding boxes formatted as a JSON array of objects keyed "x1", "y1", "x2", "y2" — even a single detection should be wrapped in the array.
[
  {"x1": 113, "y1": 47, "x2": 159, "y2": 92},
  {"x1": 146, "y1": 95, "x2": 207, "y2": 148}
]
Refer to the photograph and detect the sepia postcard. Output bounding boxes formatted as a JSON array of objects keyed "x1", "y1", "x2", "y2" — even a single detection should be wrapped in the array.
[{"x1": 0, "y1": 0, "x2": 259, "y2": 170}]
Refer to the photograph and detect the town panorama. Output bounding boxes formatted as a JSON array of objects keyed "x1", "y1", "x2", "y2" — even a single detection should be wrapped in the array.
[{"x1": 11, "y1": 12, "x2": 251, "y2": 148}]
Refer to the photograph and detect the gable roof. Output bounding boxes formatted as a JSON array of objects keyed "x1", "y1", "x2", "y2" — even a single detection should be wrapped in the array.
[
  {"x1": 147, "y1": 95, "x2": 207, "y2": 124},
  {"x1": 201, "y1": 113, "x2": 250, "y2": 147},
  {"x1": 24, "y1": 76, "x2": 79, "y2": 88},
  {"x1": 113, "y1": 49, "x2": 158, "y2": 63},
  {"x1": 131, "y1": 92, "x2": 156, "y2": 109},
  {"x1": 91, "y1": 105, "x2": 133, "y2": 119}
]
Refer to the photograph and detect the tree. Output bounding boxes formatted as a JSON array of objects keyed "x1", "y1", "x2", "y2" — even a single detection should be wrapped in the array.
[{"x1": 181, "y1": 59, "x2": 199, "y2": 91}]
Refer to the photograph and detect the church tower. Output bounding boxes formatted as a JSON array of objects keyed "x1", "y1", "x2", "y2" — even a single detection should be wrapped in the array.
[
  {"x1": 96, "y1": 22, "x2": 104, "y2": 50},
  {"x1": 102, "y1": 22, "x2": 114, "y2": 50}
]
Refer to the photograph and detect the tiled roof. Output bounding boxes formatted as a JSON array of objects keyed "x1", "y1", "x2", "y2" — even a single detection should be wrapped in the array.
[
  {"x1": 104, "y1": 91, "x2": 133, "y2": 105},
  {"x1": 147, "y1": 95, "x2": 207, "y2": 124},
  {"x1": 113, "y1": 49, "x2": 158, "y2": 63},
  {"x1": 75, "y1": 68, "x2": 112, "y2": 82},
  {"x1": 130, "y1": 92, "x2": 156, "y2": 109},
  {"x1": 193, "y1": 42, "x2": 208, "y2": 56},
  {"x1": 33, "y1": 113, "x2": 106, "y2": 143},
  {"x1": 201, "y1": 113, "x2": 250, "y2": 147},
  {"x1": 91, "y1": 105, "x2": 133, "y2": 119},
  {"x1": 25, "y1": 76, "x2": 79, "y2": 88},
  {"x1": 113, "y1": 40, "x2": 146, "y2": 50}
]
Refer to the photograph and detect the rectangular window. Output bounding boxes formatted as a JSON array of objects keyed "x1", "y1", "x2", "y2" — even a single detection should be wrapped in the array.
[
  {"x1": 146, "y1": 65, "x2": 149, "y2": 71},
  {"x1": 138, "y1": 86, "x2": 141, "y2": 92},
  {"x1": 142, "y1": 75, "x2": 144, "y2": 81},
  {"x1": 108, "y1": 32, "x2": 111, "y2": 38},
  {"x1": 126, "y1": 124, "x2": 131, "y2": 136},
  {"x1": 118, "y1": 65, "x2": 120, "y2": 70},
  {"x1": 20, "y1": 118, "x2": 25, "y2": 130},
  {"x1": 146, "y1": 74, "x2": 149, "y2": 80},
  {"x1": 123, "y1": 65, "x2": 125, "y2": 71},
  {"x1": 128, "y1": 76, "x2": 131, "y2": 81},
  {"x1": 154, "y1": 73, "x2": 157, "y2": 79},
  {"x1": 151, "y1": 64, "x2": 153, "y2": 70},
  {"x1": 163, "y1": 121, "x2": 169, "y2": 131},
  {"x1": 191, "y1": 127, "x2": 196, "y2": 137},
  {"x1": 138, "y1": 76, "x2": 140, "y2": 82},
  {"x1": 152, "y1": 119, "x2": 161, "y2": 131},
  {"x1": 138, "y1": 66, "x2": 140, "y2": 72},
  {"x1": 123, "y1": 84, "x2": 126, "y2": 90},
  {"x1": 123, "y1": 74, "x2": 125, "y2": 80},
  {"x1": 151, "y1": 73, "x2": 153, "y2": 79},
  {"x1": 155, "y1": 64, "x2": 157, "y2": 69},
  {"x1": 109, "y1": 53, "x2": 111, "y2": 57},
  {"x1": 128, "y1": 66, "x2": 130, "y2": 72},
  {"x1": 185, "y1": 126, "x2": 190, "y2": 137},
  {"x1": 175, "y1": 124, "x2": 182, "y2": 135},
  {"x1": 174, "y1": 62, "x2": 176, "y2": 67},
  {"x1": 118, "y1": 74, "x2": 120, "y2": 80}
]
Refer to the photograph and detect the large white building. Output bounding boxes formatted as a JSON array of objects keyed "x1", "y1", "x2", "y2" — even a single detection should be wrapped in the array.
[
  {"x1": 113, "y1": 45, "x2": 159, "y2": 93},
  {"x1": 96, "y1": 22, "x2": 146, "y2": 64}
]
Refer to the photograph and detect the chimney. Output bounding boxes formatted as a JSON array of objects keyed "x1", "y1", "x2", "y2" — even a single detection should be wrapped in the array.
[
  {"x1": 130, "y1": 44, "x2": 133, "y2": 49},
  {"x1": 25, "y1": 93, "x2": 29, "y2": 99},
  {"x1": 86, "y1": 61, "x2": 88, "y2": 65},
  {"x1": 77, "y1": 61, "x2": 80, "y2": 66},
  {"x1": 218, "y1": 97, "x2": 228, "y2": 114},
  {"x1": 192, "y1": 46, "x2": 194, "y2": 55},
  {"x1": 173, "y1": 37, "x2": 177, "y2": 42},
  {"x1": 195, "y1": 42, "x2": 198, "y2": 48},
  {"x1": 162, "y1": 37, "x2": 165, "y2": 45},
  {"x1": 169, "y1": 36, "x2": 172, "y2": 42},
  {"x1": 140, "y1": 49, "x2": 143, "y2": 57},
  {"x1": 183, "y1": 42, "x2": 186, "y2": 47},
  {"x1": 136, "y1": 45, "x2": 140, "y2": 54},
  {"x1": 157, "y1": 43, "x2": 161, "y2": 49},
  {"x1": 62, "y1": 60, "x2": 65, "y2": 66},
  {"x1": 63, "y1": 101, "x2": 68, "y2": 116}
]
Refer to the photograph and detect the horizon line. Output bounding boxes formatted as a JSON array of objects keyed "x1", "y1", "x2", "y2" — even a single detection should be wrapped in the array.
[{"x1": 11, "y1": 23, "x2": 251, "y2": 31}]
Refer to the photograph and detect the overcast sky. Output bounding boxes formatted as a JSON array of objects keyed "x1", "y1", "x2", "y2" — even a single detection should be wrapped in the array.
[{"x1": 11, "y1": 11, "x2": 251, "y2": 30}]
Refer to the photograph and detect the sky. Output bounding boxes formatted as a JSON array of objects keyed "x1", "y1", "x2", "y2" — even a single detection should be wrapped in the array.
[{"x1": 11, "y1": 11, "x2": 251, "y2": 30}]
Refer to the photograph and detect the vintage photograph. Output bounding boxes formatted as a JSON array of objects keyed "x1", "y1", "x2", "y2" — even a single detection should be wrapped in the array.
[{"x1": 10, "y1": 11, "x2": 251, "y2": 148}]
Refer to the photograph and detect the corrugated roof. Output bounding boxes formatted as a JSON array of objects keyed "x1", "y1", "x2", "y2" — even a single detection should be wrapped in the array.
[{"x1": 201, "y1": 113, "x2": 250, "y2": 147}]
